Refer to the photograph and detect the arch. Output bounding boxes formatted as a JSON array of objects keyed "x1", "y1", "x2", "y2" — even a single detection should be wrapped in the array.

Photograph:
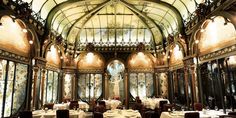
[
  {"x1": 127, "y1": 51, "x2": 156, "y2": 69},
  {"x1": 190, "y1": 15, "x2": 236, "y2": 56},
  {"x1": 0, "y1": 15, "x2": 39, "y2": 58},
  {"x1": 77, "y1": 51, "x2": 105, "y2": 70}
]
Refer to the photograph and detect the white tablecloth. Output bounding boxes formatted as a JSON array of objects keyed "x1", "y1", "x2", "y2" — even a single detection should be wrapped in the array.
[
  {"x1": 33, "y1": 110, "x2": 85, "y2": 118},
  {"x1": 160, "y1": 110, "x2": 226, "y2": 118},
  {"x1": 78, "y1": 101, "x2": 89, "y2": 109},
  {"x1": 141, "y1": 98, "x2": 170, "y2": 110},
  {"x1": 53, "y1": 103, "x2": 69, "y2": 110},
  {"x1": 103, "y1": 109, "x2": 141, "y2": 118},
  {"x1": 102, "y1": 100, "x2": 121, "y2": 109}
]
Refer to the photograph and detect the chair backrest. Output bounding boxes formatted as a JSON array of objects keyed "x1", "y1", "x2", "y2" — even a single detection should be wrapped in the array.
[
  {"x1": 194, "y1": 103, "x2": 203, "y2": 111},
  {"x1": 229, "y1": 112, "x2": 236, "y2": 116},
  {"x1": 56, "y1": 110, "x2": 69, "y2": 118},
  {"x1": 159, "y1": 100, "x2": 168, "y2": 111},
  {"x1": 69, "y1": 101, "x2": 79, "y2": 109},
  {"x1": 44, "y1": 103, "x2": 54, "y2": 109},
  {"x1": 144, "y1": 111, "x2": 157, "y2": 118},
  {"x1": 98, "y1": 101, "x2": 106, "y2": 107},
  {"x1": 19, "y1": 110, "x2": 32, "y2": 118},
  {"x1": 184, "y1": 112, "x2": 199, "y2": 118},
  {"x1": 132, "y1": 103, "x2": 143, "y2": 113},
  {"x1": 94, "y1": 112, "x2": 103, "y2": 118},
  {"x1": 94, "y1": 105, "x2": 106, "y2": 113},
  {"x1": 163, "y1": 104, "x2": 173, "y2": 112}
]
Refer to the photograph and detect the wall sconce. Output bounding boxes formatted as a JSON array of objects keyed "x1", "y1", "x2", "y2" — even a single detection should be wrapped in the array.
[
  {"x1": 29, "y1": 40, "x2": 33, "y2": 44},
  {"x1": 195, "y1": 40, "x2": 199, "y2": 44},
  {"x1": 22, "y1": 28, "x2": 28, "y2": 33},
  {"x1": 162, "y1": 52, "x2": 166, "y2": 55},
  {"x1": 200, "y1": 28, "x2": 205, "y2": 32}
]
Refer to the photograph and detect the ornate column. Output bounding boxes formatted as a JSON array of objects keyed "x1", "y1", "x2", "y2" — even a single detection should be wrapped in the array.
[
  {"x1": 155, "y1": 73, "x2": 159, "y2": 96},
  {"x1": 184, "y1": 66, "x2": 190, "y2": 109},
  {"x1": 40, "y1": 69, "x2": 46, "y2": 106},
  {"x1": 104, "y1": 73, "x2": 109, "y2": 99},
  {"x1": 32, "y1": 66, "x2": 39, "y2": 109},
  {"x1": 124, "y1": 71, "x2": 128, "y2": 108},
  {"x1": 190, "y1": 66, "x2": 198, "y2": 103}
]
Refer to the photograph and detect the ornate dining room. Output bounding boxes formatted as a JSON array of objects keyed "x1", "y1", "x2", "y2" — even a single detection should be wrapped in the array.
[{"x1": 0, "y1": 0, "x2": 235, "y2": 118}]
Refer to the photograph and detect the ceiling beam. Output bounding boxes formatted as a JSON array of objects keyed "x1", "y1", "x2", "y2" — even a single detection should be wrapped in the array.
[{"x1": 120, "y1": 0, "x2": 165, "y2": 53}]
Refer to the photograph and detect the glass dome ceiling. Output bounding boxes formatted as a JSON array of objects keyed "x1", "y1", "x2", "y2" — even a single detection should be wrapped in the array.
[{"x1": 19, "y1": 0, "x2": 202, "y2": 52}]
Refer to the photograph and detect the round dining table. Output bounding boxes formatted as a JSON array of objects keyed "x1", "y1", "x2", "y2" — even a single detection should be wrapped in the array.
[{"x1": 32, "y1": 109, "x2": 86, "y2": 118}]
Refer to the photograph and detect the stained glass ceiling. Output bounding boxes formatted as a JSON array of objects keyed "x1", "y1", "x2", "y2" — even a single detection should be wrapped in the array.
[{"x1": 19, "y1": 0, "x2": 203, "y2": 53}]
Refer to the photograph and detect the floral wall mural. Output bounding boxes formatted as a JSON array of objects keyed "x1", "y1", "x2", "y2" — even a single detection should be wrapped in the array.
[
  {"x1": 0, "y1": 60, "x2": 28, "y2": 117},
  {"x1": 159, "y1": 73, "x2": 168, "y2": 97},
  {"x1": 129, "y1": 73, "x2": 154, "y2": 99},
  {"x1": 78, "y1": 74, "x2": 102, "y2": 101}
]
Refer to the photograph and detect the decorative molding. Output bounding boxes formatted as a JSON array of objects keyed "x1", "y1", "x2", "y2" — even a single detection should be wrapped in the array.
[
  {"x1": 155, "y1": 65, "x2": 168, "y2": 72},
  {"x1": 128, "y1": 68, "x2": 154, "y2": 73},
  {"x1": 78, "y1": 69, "x2": 104, "y2": 73},
  {"x1": 183, "y1": 55, "x2": 195, "y2": 66},
  {"x1": 34, "y1": 57, "x2": 46, "y2": 67},
  {"x1": 169, "y1": 63, "x2": 184, "y2": 71},
  {"x1": 0, "y1": 49, "x2": 28, "y2": 63},
  {"x1": 199, "y1": 44, "x2": 236, "y2": 63},
  {"x1": 46, "y1": 64, "x2": 60, "y2": 72}
]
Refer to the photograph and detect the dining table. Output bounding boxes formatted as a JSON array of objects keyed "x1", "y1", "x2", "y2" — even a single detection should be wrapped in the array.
[
  {"x1": 103, "y1": 109, "x2": 141, "y2": 118},
  {"x1": 102, "y1": 99, "x2": 121, "y2": 109},
  {"x1": 141, "y1": 98, "x2": 170, "y2": 110},
  {"x1": 160, "y1": 110, "x2": 227, "y2": 118},
  {"x1": 32, "y1": 109, "x2": 86, "y2": 118}
]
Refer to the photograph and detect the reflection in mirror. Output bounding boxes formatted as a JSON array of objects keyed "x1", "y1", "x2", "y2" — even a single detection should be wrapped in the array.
[
  {"x1": 78, "y1": 74, "x2": 102, "y2": 101},
  {"x1": 130, "y1": 73, "x2": 154, "y2": 99},
  {"x1": 107, "y1": 60, "x2": 125, "y2": 100}
]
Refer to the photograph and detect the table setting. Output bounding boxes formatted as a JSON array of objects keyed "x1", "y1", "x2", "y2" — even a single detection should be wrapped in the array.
[
  {"x1": 103, "y1": 109, "x2": 141, "y2": 118},
  {"x1": 32, "y1": 109, "x2": 86, "y2": 118}
]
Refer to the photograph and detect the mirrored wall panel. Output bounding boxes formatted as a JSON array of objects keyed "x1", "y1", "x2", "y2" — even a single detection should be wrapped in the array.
[
  {"x1": 63, "y1": 73, "x2": 73, "y2": 99},
  {"x1": 43, "y1": 70, "x2": 59, "y2": 104},
  {"x1": 0, "y1": 60, "x2": 28, "y2": 117},
  {"x1": 129, "y1": 73, "x2": 154, "y2": 99},
  {"x1": 78, "y1": 74, "x2": 102, "y2": 101}
]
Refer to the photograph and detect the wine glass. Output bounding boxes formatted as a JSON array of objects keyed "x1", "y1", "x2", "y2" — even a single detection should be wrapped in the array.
[
  {"x1": 181, "y1": 106, "x2": 185, "y2": 111},
  {"x1": 44, "y1": 107, "x2": 48, "y2": 113}
]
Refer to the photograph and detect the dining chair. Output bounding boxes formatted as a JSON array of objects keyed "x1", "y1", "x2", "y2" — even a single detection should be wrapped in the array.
[
  {"x1": 93, "y1": 112, "x2": 103, "y2": 118},
  {"x1": 219, "y1": 115, "x2": 236, "y2": 118},
  {"x1": 163, "y1": 104, "x2": 174, "y2": 111},
  {"x1": 56, "y1": 109, "x2": 69, "y2": 118},
  {"x1": 98, "y1": 101, "x2": 106, "y2": 107},
  {"x1": 194, "y1": 103, "x2": 203, "y2": 111},
  {"x1": 144, "y1": 110, "x2": 158, "y2": 118},
  {"x1": 184, "y1": 112, "x2": 199, "y2": 118},
  {"x1": 69, "y1": 100, "x2": 79, "y2": 109},
  {"x1": 44, "y1": 103, "x2": 54, "y2": 109},
  {"x1": 159, "y1": 100, "x2": 168, "y2": 112},
  {"x1": 19, "y1": 110, "x2": 32, "y2": 118},
  {"x1": 229, "y1": 112, "x2": 236, "y2": 115}
]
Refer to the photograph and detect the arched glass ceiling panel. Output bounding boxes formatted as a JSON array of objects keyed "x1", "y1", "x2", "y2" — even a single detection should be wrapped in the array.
[
  {"x1": 78, "y1": 2, "x2": 153, "y2": 47},
  {"x1": 41, "y1": 0, "x2": 57, "y2": 19},
  {"x1": 161, "y1": 0, "x2": 197, "y2": 21},
  {"x1": 125, "y1": 0, "x2": 179, "y2": 37}
]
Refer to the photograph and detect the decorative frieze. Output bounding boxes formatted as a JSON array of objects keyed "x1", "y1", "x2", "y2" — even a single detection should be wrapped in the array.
[
  {"x1": 128, "y1": 68, "x2": 154, "y2": 73},
  {"x1": 199, "y1": 44, "x2": 236, "y2": 62},
  {"x1": 0, "y1": 49, "x2": 28, "y2": 62},
  {"x1": 77, "y1": 69, "x2": 104, "y2": 73}
]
